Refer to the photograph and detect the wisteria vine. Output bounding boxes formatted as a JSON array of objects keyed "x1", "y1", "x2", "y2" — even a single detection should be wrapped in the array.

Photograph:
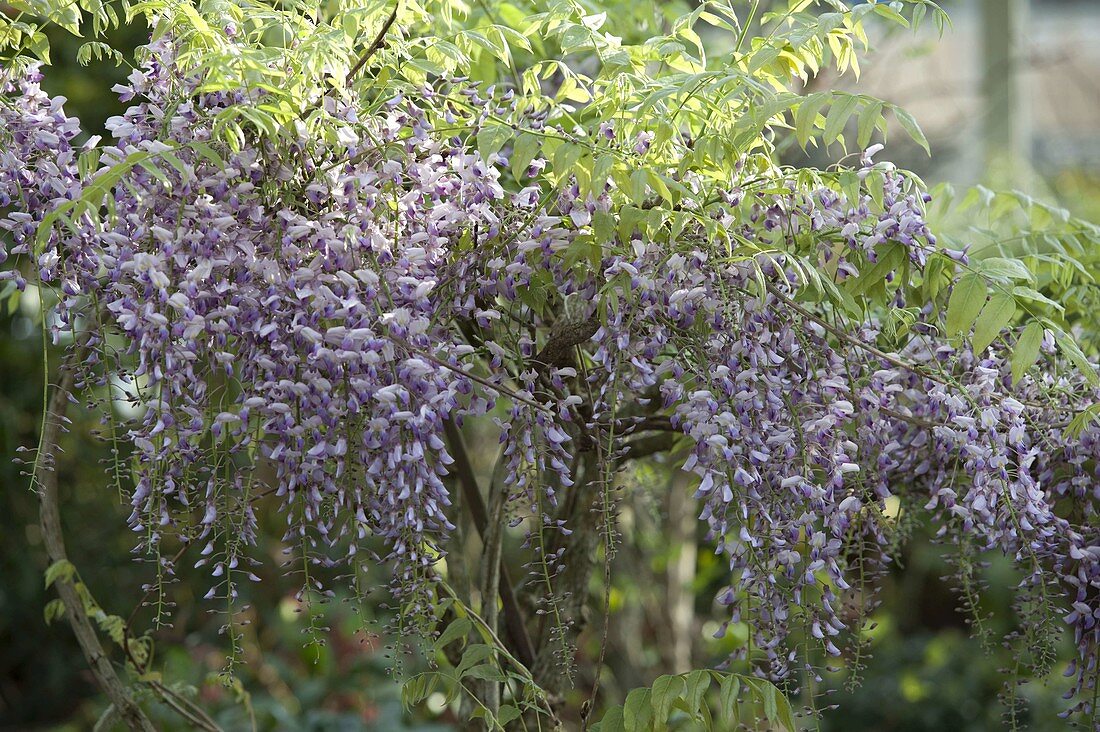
[{"x1": 3, "y1": 35, "x2": 1100, "y2": 725}]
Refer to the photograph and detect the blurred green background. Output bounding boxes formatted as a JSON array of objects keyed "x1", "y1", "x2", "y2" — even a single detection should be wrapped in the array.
[{"x1": 3, "y1": 1, "x2": 1099, "y2": 729}]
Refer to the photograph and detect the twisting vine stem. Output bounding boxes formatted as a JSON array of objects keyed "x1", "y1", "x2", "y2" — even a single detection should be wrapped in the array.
[{"x1": 35, "y1": 343, "x2": 157, "y2": 732}]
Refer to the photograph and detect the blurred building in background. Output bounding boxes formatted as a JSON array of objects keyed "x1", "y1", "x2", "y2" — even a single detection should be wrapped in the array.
[{"x1": 832, "y1": 0, "x2": 1100, "y2": 216}]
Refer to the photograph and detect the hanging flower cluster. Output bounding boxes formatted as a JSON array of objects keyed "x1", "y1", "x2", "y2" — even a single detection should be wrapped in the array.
[{"x1": 3, "y1": 37, "x2": 1099, "y2": 721}]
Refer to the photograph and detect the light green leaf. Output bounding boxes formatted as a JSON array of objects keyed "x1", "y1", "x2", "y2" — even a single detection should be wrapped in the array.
[
  {"x1": 629, "y1": 168, "x2": 649, "y2": 204},
  {"x1": 1065, "y1": 404, "x2": 1100, "y2": 439},
  {"x1": 43, "y1": 598, "x2": 66, "y2": 625},
  {"x1": 1053, "y1": 328, "x2": 1100, "y2": 387},
  {"x1": 794, "y1": 92, "x2": 828, "y2": 149},
  {"x1": 434, "y1": 616, "x2": 471, "y2": 650},
  {"x1": 650, "y1": 674, "x2": 684, "y2": 724},
  {"x1": 510, "y1": 133, "x2": 539, "y2": 181},
  {"x1": 623, "y1": 688, "x2": 653, "y2": 731},
  {"x1": 857, "y1": 100, "x2": 884, "y2": 149},
  {"x1": 718, "y1": 673, "x2": 741, "y2": 725},
  {"x1": 972, "y1": 292, "x2": 1016, "y2": 353},
  {"x1": 893, "y1": 105, "x2": 930, "y2": 154},
  {"x1": 27, "y1": 31, "x2": 51, "y2": 63},
  {"x1": 552, "y1": 143, "x2": 584, "y2": 179},
  {"x1": 478, "y1": 124, "x2": 512, "y2": 162},
  {"x1": 945, "y1": 274, "x2": 986, "y2": 336},
  {"x1": 979, "y1": 257, "x2": 1033, "y2": 282},
  {"x1": 44, "y1": 559, "x2": 76, "y2": 589},
  {"x1": 1011, "y1": 285, "x2": 1063, "y2": 312},
  {"x1": 1010, "y1": 322, "x2": 1043, "y2": 384},
  {"x1": 822, "y1": 94, "x2": 859, "y2": 148}
]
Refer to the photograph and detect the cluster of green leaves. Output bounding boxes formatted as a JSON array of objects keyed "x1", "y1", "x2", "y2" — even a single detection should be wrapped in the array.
[
  {"x1": 402, "y1": 589, "x2": 556, "y2": 730},
  {"x1": 591, "y1": 670, "x2": 796, "y2": 732},
  {"x1": 405, "y1": 584, "x2": 795, "y2": 730},
  {"x1": 927, "y1": 183, "x2": 1100, "y2": 370},
  {"x1": 0, "y1": 0, "x2": 122, "y2": 64}
]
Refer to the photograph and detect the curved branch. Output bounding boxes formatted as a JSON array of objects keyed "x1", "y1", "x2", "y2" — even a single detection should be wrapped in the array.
[
  {"x1": 346, "y1": 3, "x2": 399, "y2": 84},
  {"x1": 35, "y1": 346, "x2": 156, "y2": 732}
]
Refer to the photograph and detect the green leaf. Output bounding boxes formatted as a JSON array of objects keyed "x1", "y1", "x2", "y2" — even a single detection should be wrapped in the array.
[
  {"x1": 922, "y1": 253, "x2": 950, "y2": 301},
  {"x1": 592, "y1": 154, "x2": 616, "y2": 194},
  {"x1": 650, "y1": 674, "x2": 684, "y2": 724},
  {"x1": 647, "y1": 171, "x2": 673, "y2": 205},
  {"x1": 27, "y1": 31, "x2": 51, "y2": 63},
  {"x1": 623, "y1": 688, "x2": 653, "y2": 731},
  {"x1": 43, "y1": 598, "x2": 66, "y2": 625},
  {"x1": 509, "y1": 133, "x2": 539, "y2": 182},
  {"x1": 822, "y1": 94, "x2": 859, "y2": 148},
  {"x1": 552, "y1": 143, "x2": 584, "y2": 179},
  {"x1": 682, "y1": 669, "x2": 711, "y2": 718},
  {"x1": 857, "y1": 100, "x2": 884, "y2": 149},
  {"x1": 629, "y1": 168, "x2": 649, "y2": 204},
  {"x1": 478, "y1": 124, "x2": 512, "y2": 162},
  {"x1": 794, "y1": 92, "x2": 828, "y2": 149},
  {"x1": 497, "y1": 705, "x2": 521, "y2": 725},
  {"x1": 757, "y1": 680, "x2": 797, "y2": 731},
  {"x1": 456, "y1": 643, "x2": 494, "y2": 675},
  {"x1": 1065, "y1": 404, "x2": 1100, "y2": 439},
  {"x1": 44, "y1": 559, "x2": 76, "y2": 589},
  {"x1": 872, "y1": 3, "x2": 910, "y2": 27},
  {"x1": 718, "y1": 673, "x2": 741, "y2": 725},
  {"x1": 592, "y1": 706, "x2": 625, "y2": 732},
  {"x1": 434, "y1": 616, "x2": 471, "y2": 650},
  {"x1": 138, "y1": 159, "x2": 171, "y2": 187},
  {"x1": 979, "y1": 257, "x2": 1033, "y2": 282},
  {"x1": 462, "y1": 664, "x2": 507, "y2": 682},
  {"x1": 402, "y1": 674, "x2": 429, "y2": 708},
  {"x1": 188, "y1": 142, "x2": 225, "y2": 169},
  {"x1": 972, "y1": 292, "x2": 1016, "y2": 353},
  {"x1": 1010, "y1": 322, "x2": 1044, "y2": 384},
  {"x1": 893, "y1": 105, "x2": 930, "y2": 154},
  {"x1": 850, "y1": 242, "x2": 905, "y2": 298},
  {"x1": 1011, "y1": 286, "x2": 1063, "y2": 312},
  {"x1": 760, "y1": 682, "x2": 779, "y2": 723},
  {"x1": 945, "y1": 274, "x2": 987, "y2": 336}
]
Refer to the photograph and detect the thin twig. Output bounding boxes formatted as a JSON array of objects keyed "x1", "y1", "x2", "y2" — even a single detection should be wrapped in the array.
[
  {"x1": 766, "y1": 284, "x2": 942, "y2": 382},
  {"x1": 346, "y1": 3, "x2": 399, "y2": 85},
  {"x1": 392, "y1": 336, "x2": 554, "y2": 414}
]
